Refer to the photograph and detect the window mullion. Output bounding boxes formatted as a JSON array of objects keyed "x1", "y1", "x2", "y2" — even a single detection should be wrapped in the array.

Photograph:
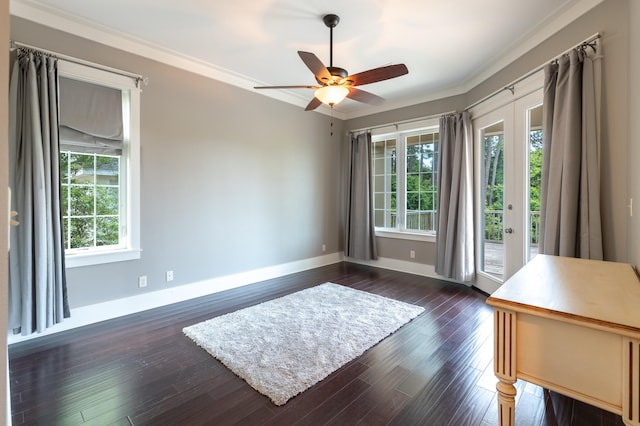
[
  {"x1": 397, "y1": 133, "x2": 406, "y2": 231},
  {"x1": 93, "y1": 154, "x2": 98, "y2": 247}
]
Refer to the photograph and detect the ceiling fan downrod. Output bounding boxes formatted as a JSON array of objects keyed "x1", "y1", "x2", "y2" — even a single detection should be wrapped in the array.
[{"x1": 323, "y1": 14, "x2": 340, "y2": 69}]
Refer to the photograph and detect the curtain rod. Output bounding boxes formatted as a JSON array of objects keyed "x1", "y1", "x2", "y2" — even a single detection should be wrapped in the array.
[
  {"x1": 348, "y1": 110, "x2": 457, "y2": 135},
  {"x1": 9, "y1": 40, "x2": 149, "y2": 88},
  {"x1": 465, "y1": 32, "x2": 600, "y2": 111},
  {"x1": 349, "y1": 33, "x2": 600, "y2": 135}
]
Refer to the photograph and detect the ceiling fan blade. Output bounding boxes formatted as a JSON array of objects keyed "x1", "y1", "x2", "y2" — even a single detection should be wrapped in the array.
[
  {"x1": 344, "y1": 64, "x2": 409, "y2": 86},
  {"x1": 298, "y1": 51, "x2": 332, "y2": 83},
  {"x1": 254, "y1": 85, "x2": 318, "y2": 89},
  {"x1": 347, "y1": 88, "x2": 385, "y2": 105},
  {"x1": 305, "y1": 97, "x2": 323, "y2": 111}
]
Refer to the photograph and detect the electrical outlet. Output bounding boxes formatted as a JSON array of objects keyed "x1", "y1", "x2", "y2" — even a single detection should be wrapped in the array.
[
  {"x1": 322, "y1": 244, "x2": 326, "y2": 252},
  {"x1": 138, "y1": 275, "x2": 147, "y2": 288},
  {"x1": 166, "y1": 270, "x2": 174, "y2": 282},
  {"x1": 410, "y1": 250, "x2": 416, "y2": 259}
]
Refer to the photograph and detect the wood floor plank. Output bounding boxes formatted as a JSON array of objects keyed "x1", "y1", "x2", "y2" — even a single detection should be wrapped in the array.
[{"x1": 8, "y1": 262, "x2": 625, "y2": 426}]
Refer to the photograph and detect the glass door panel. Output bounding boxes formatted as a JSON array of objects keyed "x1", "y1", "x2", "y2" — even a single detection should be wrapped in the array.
[
  {"x1": 480, "y1": 121, "x2": 505, "y2": 280},
  {"x1": 527, "y1": 104, "x2": 543, "y2": 261},
  {"x1": 473, "y1": 89, "x2": 543, "y2": 295}
]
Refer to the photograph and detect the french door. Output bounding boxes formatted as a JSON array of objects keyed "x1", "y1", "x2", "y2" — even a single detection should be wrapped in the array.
[{"x1": 472, "y1": 88, "x2": 543, "y2": 294}]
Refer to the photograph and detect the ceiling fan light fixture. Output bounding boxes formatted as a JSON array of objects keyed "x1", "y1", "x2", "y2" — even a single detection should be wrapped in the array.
[{"x1": 314, "y1": 85, "x2": 349, "y2": 106}]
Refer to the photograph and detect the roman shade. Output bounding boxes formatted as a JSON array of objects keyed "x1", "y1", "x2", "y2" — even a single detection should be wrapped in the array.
[{"x1": 59, "y1": 76, "x2": 124, "y2": 155}]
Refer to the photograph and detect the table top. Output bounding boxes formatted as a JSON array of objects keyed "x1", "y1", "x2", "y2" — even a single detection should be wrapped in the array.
[{"x1": 486, "y1": 255, "x2": 640, "y2": 334}]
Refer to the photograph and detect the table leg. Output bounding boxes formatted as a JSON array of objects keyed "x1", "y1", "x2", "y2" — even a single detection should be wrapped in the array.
[
  {"x1": 496, "y1": 378, "x2": 517, "y2": 426},
  {"x1": 494, "y1": 308, "x2": 517, "y2": 426}
]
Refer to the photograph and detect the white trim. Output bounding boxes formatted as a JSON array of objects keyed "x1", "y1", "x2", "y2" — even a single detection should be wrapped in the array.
[
  {"x1": 474, "y1": 271, "x2": 502, "y2": 295},
  {"x1": 57, "y1": 59, "x2": 139, "y2": 89},
  {"x1": 58, "y1": 59, "x2": 142, "y2": 267},
  {"x1": 345, "y1": 255, "x2": 463, "y2": 286},
  {"x1": 65, "y1": 248, "x2": 141, "y2": 268},
  {"x1": 375, "y1": 230, "x2": 436, "y2": 243},
  {"x1": 372, "y1": 123, "x2": 440, "y2": 234},
  {"x1": 8, "y1": 252, "x2": 343, "y2": 344}
]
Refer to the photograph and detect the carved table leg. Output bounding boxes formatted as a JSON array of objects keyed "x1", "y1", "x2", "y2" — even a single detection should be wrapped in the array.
[
  {"x1": 494, "y1": 309, "x2": 517, "y2": 426},
  {"x1": 496, "y1": 379, "x2": 517, "y2": 426}
]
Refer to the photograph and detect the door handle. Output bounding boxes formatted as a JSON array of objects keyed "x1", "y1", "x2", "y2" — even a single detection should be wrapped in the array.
[{"x1": 504, "y1": 227, "x2": 513, "y2": 234}]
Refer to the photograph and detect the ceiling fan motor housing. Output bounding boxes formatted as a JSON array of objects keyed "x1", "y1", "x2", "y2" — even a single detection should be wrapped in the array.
[{"x1": 315, "y1": 66, "x2": 349, "y2": 85}]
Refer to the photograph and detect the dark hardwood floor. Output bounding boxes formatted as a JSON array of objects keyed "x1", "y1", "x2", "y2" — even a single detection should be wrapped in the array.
[{"x1": 9, "y1": 262, "x2": 625, "y2": 425}]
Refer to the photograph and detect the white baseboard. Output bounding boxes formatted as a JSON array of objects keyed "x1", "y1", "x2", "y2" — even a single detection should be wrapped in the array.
[
  {"x1": 9, "y1": 253, "x2": 472, "y2": 345},
  {"x1": 8, "y1": 252, "x2": 343, "y2": 345},
  {"x1": 345, "y1": 256, "x2": 436, "y2": 277},
  {"x1": 344, "y1": 255, "x2": 466, "y2": 286}
]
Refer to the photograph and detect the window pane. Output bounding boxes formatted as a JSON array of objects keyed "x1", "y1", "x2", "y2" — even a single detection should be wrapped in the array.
[
  {"x1": 373, "y1": 157, "x2": 385, "y2": 175},
  {"x1": 373, "y1": 193, "x2": 382, "y2": 207},
  {"x1": 70, "y1": 217, "x2": 94, "y2": 249},
  {"x1": 62, "y1": 151, "x2": 122, "y2": 251},
  {"x1": 528, "y1": 104, "x2": 543, "y2": 261},
  {"x1": 96, "y1": 156, "x2": 119, "y2": 185},
  {"x1": 373, "y1": 128, "x2": 438, "y2": 233},
  {"x1": 96, "y1": 217, "x2": 119, "y2": 246},
  {"x1": 70, "y1": 153, "x2": 95, "y2": 184},
  {"x1": 371, "y1": 138, "x2": 397, "y2": 228},
  {"x1": 60, "y1": 152, "x2": 69, "y2": 181},
  {"x1": 96, "y1": 186, "x2": 119, "y2": 215},
  {"x1": 481, "y1": 126, "x2": 505, "y2": 278},
  {"x1": 405, "y1": 131, "x2": 439, "y2": 232},
  {"x1": 374, "y1": 175, "x2": 386, "y2": 189},
  {"x1": 61, "y1": 185, "x2": 69, "y2": 217},
  {"x1": 70, "y1": 186, "x2": 95, "y2": 216}
]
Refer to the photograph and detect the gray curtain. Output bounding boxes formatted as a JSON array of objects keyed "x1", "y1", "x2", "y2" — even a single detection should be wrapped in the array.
[
  {"x1": 436, "y1": 112, "x2": 475, "y2": 282},
  {"x1": 8, "y1": 50, "x2": 70, "y2": 335},
  {"x1": 539, "y1": 48, "x2": 603, "y2": 259},
  {"x1": 345, "y1": 132, "x2": 377, "y2": 260}
]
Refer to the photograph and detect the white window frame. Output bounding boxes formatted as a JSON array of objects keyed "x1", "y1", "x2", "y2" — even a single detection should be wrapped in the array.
[
  {"x1": 371, "y1": 118, "x2": 439, "y2": 243},
  {"x1": 58, "y1": 60, "x2": 141, "y2": 267}
]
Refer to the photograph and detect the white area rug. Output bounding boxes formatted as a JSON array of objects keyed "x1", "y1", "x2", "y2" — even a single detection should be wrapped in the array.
[{"x1": 183, "y1": 282, "x2": 424, "y2": 405}]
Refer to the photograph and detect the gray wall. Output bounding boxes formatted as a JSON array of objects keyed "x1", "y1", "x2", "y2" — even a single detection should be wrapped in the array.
[
  {"x1": 11, "y1": 17, "x2": 344, "y2": 308},
  {"x1": 344, "y1": 0, "x2": 633, "y2": 267},
  {"x1": 8, "y1": 0, "x2": 638, "y2": 313}
]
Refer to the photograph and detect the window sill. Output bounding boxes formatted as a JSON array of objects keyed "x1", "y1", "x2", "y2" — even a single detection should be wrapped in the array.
[
  {"x1": 65, "y1": 248, "x2": 142, "y2": 268},
  {"x1": 375, "y1": 229, "x2": 436, "y2": 243}
]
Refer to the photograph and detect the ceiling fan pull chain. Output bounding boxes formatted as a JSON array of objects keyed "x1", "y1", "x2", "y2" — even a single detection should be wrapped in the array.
[{"x1": 330, "y1": 106, "x2": 334, "y2": 136}]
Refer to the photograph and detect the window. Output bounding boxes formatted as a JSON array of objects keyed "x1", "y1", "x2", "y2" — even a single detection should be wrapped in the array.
[
  {"x1": 372, "y1": 120, "x2": 439, "y2": 240},
  {"x1": 58, "y1": 61, "x2": 141, "y2": 267}
]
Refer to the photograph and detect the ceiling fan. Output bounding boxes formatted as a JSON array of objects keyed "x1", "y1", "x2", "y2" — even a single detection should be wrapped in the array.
[{"x1": 254, "y1": 14, "x2": 409, "y2": 111}]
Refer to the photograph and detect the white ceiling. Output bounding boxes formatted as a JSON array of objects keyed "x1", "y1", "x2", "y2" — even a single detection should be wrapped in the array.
[{"x1": 11, "y1": 0, "x2": 602, "y2": 119}]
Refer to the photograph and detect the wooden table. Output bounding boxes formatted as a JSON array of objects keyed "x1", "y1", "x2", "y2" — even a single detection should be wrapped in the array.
[{"x1": 486, "y1": 255, "x2": 640, "y2": 426}]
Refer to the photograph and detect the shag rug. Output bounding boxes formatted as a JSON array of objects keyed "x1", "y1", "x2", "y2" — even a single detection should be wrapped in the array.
[{"x1": 182, "y1": 282, "x2": 424, "y2": 405}]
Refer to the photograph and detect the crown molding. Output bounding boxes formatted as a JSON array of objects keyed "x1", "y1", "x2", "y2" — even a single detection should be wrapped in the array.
[
  {"x1": 10, "y1": 0, "x2": 602, "y2": 121},
  {"x1": 459, "y1": 0, "x2": 605, "y2": 94},
  {"x1": 9, "y1": 0, "x2": 348, "y2": 120}
]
